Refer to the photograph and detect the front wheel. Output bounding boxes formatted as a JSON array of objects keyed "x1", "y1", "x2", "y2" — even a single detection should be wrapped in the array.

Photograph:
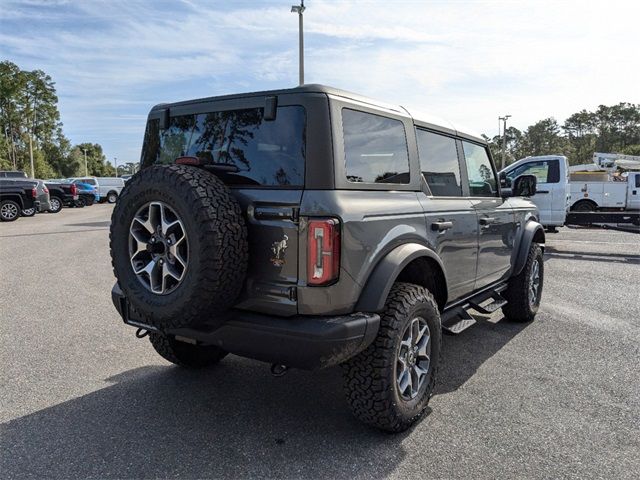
[
  {"x1": 149, "y1": 333, "x2": 227, "y2": 368},
  {"x1": 502, "y1": 243, "x2": 544, "y2": 322},
  {"x1": 21, "y1": 207, "x2": 36, "y2": 217},
  {"x1": 342, "y1": 282, "x2": 442, "y2": 432},
  {"x1": 107, "y1": 191, "x2": 118, "y2": 203}
]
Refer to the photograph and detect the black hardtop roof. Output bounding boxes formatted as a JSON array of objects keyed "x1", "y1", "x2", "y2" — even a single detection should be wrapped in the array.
[{"x1": 151, "y1": 83, "x2": 484, "y2": 143}]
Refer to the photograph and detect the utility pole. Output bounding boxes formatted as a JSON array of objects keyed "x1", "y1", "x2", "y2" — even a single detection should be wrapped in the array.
[
  {"x1": 28, "y1": 90, "x2": 37, "y2": 178},
  {"x1": 498, "y1": 115, "x2": 511, "y2": 170},
  {"x1": 114, "y1": 157, "x2": 118, "y2": 177},
  {"x1": 291, "y1": 1, "x2": 305, "y2": 86},
  {"x1": 83, "y1": 148, "x2": 88, "y2": 176}
]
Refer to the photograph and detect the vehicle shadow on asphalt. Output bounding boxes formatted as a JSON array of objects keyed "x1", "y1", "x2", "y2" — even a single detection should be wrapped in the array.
[{"x1": 1, "y1": 317, "x2": 528, "y2": 479}]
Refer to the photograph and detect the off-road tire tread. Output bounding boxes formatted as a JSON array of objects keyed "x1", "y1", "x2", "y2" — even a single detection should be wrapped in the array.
[
  {"x1": 502, "y1": 243, "x2": 543, "y2": 322},
  {"x1": 342, "y1": 282, "x2": 441, "y2": 433},
  {"x1": 110, "y1": 164, "x2": 248, "y2": 330},
  {"x1": 149, "y1": 332, "x2": 227, "y2": 368}
]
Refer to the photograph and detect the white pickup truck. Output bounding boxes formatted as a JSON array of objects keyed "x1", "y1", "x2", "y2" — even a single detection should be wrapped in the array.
[{"x1": 499, "y1": 155, "x2": 640, "y2": 228}]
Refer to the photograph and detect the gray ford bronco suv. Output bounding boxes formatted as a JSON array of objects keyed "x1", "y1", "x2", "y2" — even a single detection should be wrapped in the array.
[{"x1": 110, "y1": 84, "x2": 545, "y2": 432}]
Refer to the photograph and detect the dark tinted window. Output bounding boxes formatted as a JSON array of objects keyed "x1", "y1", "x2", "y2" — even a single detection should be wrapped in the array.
[
  {"x1": 635, "y1": 174, "x2": 640, "y2": 188},
  {"x1": 343, "y1": 109, "x2": 409, "y2": 184},
  {"x1": 142, "y1": 106, "x2": 306, "y2": 187},
  {"x1": 416, "y1": 129, "x2": 462, "y2": 196},
  {"x1": 462, "y1": 141, "x2": 498, "y2": 197}
]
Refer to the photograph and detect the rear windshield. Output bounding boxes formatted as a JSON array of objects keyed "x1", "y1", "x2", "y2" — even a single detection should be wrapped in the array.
[{"x1": 141, "y1": 106, "x2": 306, "y2": 187}]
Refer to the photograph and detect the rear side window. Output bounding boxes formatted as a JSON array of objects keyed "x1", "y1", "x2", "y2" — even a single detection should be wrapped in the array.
[
  {"x1": 142, "y1": 106, "x2": 306, "y2": 187},
  {"x1": 342, "y1": 109, "x2": 410, "y2": 184},
  {"x1": 636, "y1": 175, "x2": 640, "y2": 188},
  {"x1": 416, "y1": 129, "x2": 462, "y2": 196},
  {"x1": 461, "y1": 141, "x2": 498, "y2": 197}
]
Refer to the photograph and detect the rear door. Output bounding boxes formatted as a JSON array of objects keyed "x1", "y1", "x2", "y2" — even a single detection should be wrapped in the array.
[
  {"x1": 142, "y1": 96, "x2": 311, "y2": 316},
  {"x1": 460, "y1": 140, "x2": 516, "y2": 288},
  {"x1": 415, "y1": 129, "x2": 478, "y2": 300}
]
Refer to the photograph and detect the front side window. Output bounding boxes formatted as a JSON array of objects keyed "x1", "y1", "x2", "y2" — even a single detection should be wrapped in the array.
[
  {"x1": 343, "y1": 109, "x2": 410, "y2": 184},
  {"x1": 635, "y1": 174, "x2": 640, "y2": 188},
  {"x1": 462, "y1": 141, "x2": 498, "y2": 197},
  {"x1": 506, "y1": 160, "x2": 560, "y2": 185},
  {"x1": 416, "y1": 129, "x2": 462, "y2": 196},
  {"x1": 142, "y1": 106, "x2": 306, "y2": 187}
]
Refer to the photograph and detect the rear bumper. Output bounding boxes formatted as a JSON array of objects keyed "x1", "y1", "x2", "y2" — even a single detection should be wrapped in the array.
[{"x1": 111, "y1": 283, "x2": 380, "y2": 370}]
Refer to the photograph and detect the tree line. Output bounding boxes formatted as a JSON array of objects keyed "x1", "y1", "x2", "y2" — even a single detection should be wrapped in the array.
[
  {"x1": 485, "y1": 103, "x2": 640, "y2": 168},
  {"x1": 0, "y1": 60, "x2": 115, "y2": 178},
  {"x1": 2, "y1": 60, "x2": 639, "y2": 177}
]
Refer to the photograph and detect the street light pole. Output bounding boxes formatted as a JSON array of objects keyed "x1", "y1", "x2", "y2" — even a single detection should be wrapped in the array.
[
  {"x1": 291, "y1": 1, "x2": 305, "y2": 86},
  {"x1": 114, "y1": 157, "x2": 118, "y2": 177},
  {"x1": 83, "y1": 148, "x2": 88, "y2": 176},
  {"x1": 498, "y1": 115, "x2": 511, "y2": 170}
]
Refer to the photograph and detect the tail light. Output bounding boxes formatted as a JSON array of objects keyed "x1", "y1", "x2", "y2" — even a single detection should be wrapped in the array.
[
  {"x1": 31, "y1": 187, "x2": 37, "y2": 198},
  {"x1": 70, "y1": 184, "x2": 77, "y2": 196},
  {"x1": 307, "y1": 218, "x2": 340, "y2": 286},
  {"x1": 43, "y1": 186, "x2": 49, "y2": 194}
]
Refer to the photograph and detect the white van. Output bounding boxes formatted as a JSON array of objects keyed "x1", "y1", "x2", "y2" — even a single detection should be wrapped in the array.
[
  {"x1": 95, "y1": 177, "x2": 125, "y2": 203},
  {"x1": 499, "y1": 155, "x2": 570, "y2": 227}
]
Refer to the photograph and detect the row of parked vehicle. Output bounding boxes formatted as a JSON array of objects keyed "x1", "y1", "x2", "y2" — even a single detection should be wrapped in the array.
[{"x1": 0, "y1": 170, "x2": 126, "y2": 222}]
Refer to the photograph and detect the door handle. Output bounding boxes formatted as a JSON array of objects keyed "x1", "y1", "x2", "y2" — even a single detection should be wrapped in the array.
[
  {"x1": 479, "y1": 217, "x2": 497, "y2": 226},
  {"x1": 536, "y1": 190, "x2": 550, "y2": 194},
  {"x1": 431, "y1": 221, "x2": 453, "y2": 232}
]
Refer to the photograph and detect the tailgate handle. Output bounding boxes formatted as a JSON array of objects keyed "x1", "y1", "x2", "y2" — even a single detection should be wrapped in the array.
[{"x1": 431, "y1": 221, "x2": 453, "y2": 232}]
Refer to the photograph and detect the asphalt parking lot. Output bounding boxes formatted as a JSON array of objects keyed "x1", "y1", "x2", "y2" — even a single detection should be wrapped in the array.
[{"x1": 1, "y1": 205, "x2": 639, "y2": 479}]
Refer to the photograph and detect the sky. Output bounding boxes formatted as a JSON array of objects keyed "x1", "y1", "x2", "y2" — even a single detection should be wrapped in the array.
[{"x1": 1, "y1": 0, "x2": 639, "y2": 165}]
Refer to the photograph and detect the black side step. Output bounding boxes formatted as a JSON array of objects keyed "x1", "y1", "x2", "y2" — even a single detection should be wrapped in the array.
[
  {"x1": 468, "y1": 293, "x2": 507, "y2": 314},
  {"x1": 441, "y1": 308, "x2": 476, "y2": 335},
  {"x1": 441, "y1": 282, "x2": 509, "y2": 335}
]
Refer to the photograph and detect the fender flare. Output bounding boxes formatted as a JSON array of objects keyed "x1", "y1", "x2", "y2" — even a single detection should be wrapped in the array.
[
  {"x1": 513, "y1": 220, "x2": 545, "y2": 276},
  {"x1": 355, "y1": 243, "x2": 447, "y2": 313}
]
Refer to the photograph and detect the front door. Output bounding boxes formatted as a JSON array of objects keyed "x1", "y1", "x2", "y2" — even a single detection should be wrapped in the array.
[
  {"x1": 504, "y1": 158, "x2": 563, "y2": 225},
  {"x1": 460, "y1": 140, "x2": 515, "y2": 288}
]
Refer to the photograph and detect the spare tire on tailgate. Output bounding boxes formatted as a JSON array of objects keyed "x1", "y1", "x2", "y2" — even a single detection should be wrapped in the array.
[{"x1": 110, "y1": 164, "x2": 248, "y2": 330}]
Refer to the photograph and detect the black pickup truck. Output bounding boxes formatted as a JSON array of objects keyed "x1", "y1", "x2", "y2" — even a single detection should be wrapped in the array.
[
  {"x1": 0, "y1": 178, "x2": 38, "y2": 221},
  {"x1": 45, "y1": 181, "x2": 78, "y2": 213}
]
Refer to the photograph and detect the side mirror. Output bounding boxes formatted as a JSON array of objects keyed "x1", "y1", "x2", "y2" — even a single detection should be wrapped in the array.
[
  {"x1": 513, "y1": 174, "x2": 537, "y2": 197},
  {"x1": 499, "y1": 171, "x2": 507, "y2": 187}
]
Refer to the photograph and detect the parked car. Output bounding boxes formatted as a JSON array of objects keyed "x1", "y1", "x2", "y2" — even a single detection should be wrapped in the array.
[
  {"x1": 66, "y1": 179, "x2": 99, "y2": 206},
  {"x1": 109, "y1": 84, "x2": 545, "y2": 433},
  {"x1": 69, "y1": 176, "x2": 125, "y2": 204},
  {"x1": 0, "y1": 178, "x2": 38, "y2": 221},
  {"x1": 45, "y1": 181, "x2": 78, "y2": 212},
  {"x1": 0, "y1": 170, "x2": 28, "y2": 179},
  {"x1": 19, "y1": 179, "x2": 51, "y2": 216},
  {"x1": 96, "y1": 177, "x2": 125, "y2": 203}
]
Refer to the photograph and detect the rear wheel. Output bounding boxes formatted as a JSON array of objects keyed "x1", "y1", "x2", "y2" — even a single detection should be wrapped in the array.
[
  {"x1": 0, "y1": 200, "x2": 21, "y2": 221},
  {"x1": 572, "y1": 200, "x2": 596, "y2": 212},
  {"x1": 342, "y1": 282, "x2": 442, "y2": 432},
  {"x1": 75, "y1": 197, "x2": 86, "y2": 208},
  {"x1": 149, "y1": 332, "x2": 227, "y2": 368},
  {"x1": 48, "y1": 196, "x2": 63, "y2": 213},
  {"x1": 107, "y1": 191, "x2": 118, "y2": 204},
  {"x1": 502, "y1": 243, "x2": 544, "y2": 322},
  {"x1": 21, "y1": 207, "x2": 36, "y2": 217}
]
